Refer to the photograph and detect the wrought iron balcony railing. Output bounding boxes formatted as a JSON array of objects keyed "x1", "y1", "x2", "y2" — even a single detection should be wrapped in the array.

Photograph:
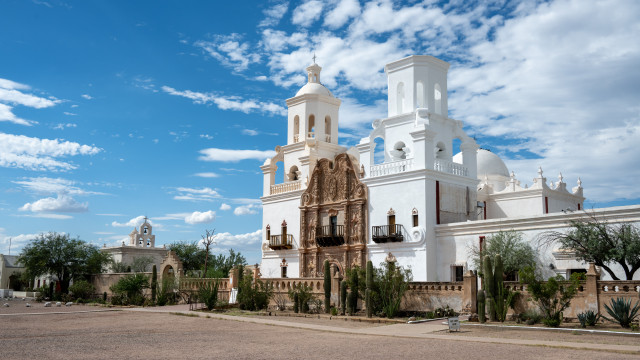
[
  {"x1": 372, "y1": 224, "x2": 404, "y2": 243},
  {"x1": 269, "y1": 234, "x2": 294, "y2": 250},
  {"x1": 315, "y1": 225, "x2": 345, "y2": 247}
]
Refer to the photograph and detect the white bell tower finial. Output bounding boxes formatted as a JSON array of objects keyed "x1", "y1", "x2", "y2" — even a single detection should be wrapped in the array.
[{"x1": 307, "y1": 62, "x2": 321, "y2": 84}]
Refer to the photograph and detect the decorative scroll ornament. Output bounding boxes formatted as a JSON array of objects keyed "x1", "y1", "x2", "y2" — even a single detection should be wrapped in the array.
[
  {"x1": 387, "y1": 208, "x2": 395, "y2": 216},
  {"x1": 385, "y1": 252, "x2": 397, "y2": 263},
  {"x1": 412, "y1": 207, "x2": 418, "y2": 215}
]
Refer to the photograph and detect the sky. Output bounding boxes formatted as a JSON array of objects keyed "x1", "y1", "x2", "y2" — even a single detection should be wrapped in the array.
[{"x1": 1, "y1": 0, "x2": 639, "y2": 264}]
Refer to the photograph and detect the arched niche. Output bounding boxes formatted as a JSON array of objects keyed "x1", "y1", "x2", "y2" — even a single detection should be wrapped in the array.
[
  {"x1": 373, "y1": 136, "x2": 386, "y2": 164},
  {"x1": 324, "y1": 116, "x2": 331, "y2": 142},
  {"x1": 293, "y1": 115, "x2": 300, "y2": 142},
  {"x1": 396, "y1": 82, "x2": 405, "y2": 114},
  {"x1": 434, "y1": 83, "x2": 442, "y2": 115},
  {"x1": 416, "y1": 81, "x2": 425, "y2": 108},
  {"x1": 308, "y1": 114, "x2": 315, "y2": 138}
]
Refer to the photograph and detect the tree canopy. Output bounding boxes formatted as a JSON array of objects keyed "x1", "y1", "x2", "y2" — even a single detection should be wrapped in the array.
[
  {"x1": 470, "y1": 230, "x2": 537, "y2": 278},
  {"x1": 18, "y1": 232, "x2": 112, "y2": 293},
  {"x1": 167, "y1": 240, "x2": 246, "y2": 278},
  {"x1": 544, "y1": 215, "x2": 640, "y2": 280}
]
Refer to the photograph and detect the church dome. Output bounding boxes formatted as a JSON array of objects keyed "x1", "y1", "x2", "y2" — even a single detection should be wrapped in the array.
[
  {"x1": 477, "y1": 149, "x2": 509, "y2": 178},
  {"x1": 295, "y1": 82, "x2": 333, "y2": 97},
  {"x1": 453, "y1": 148, "x2": 509, "y2": 178}
]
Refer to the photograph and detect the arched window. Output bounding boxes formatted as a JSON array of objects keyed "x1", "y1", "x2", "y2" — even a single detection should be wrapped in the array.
[
  {"x1": 434, "y1": 83, "x2": 442, "y2": 115},
  {"x1": 373, "y1": 136, "x2": 385, "y2": 164},
  {"x1": 435, "y1": 142, "x2": 446, "y2": 160},
  {"x1": 324, "y1": 116, "x2": 331, "y2": 142},
  {"x1": 308, "y1": 115, "x2": 315, "y2": 138},
  {"x1": 396, "y1": 82, "x2": 405, "y2": 114},
  {"x1": 293, "y1": 115, "x2": 300, "y2": 142},
  {"x1": 288, "y1": 165, "x2": 299, "y2": 181},
  {"x1": 416, "y1": 81, "x2": 425, "y2": 108}
]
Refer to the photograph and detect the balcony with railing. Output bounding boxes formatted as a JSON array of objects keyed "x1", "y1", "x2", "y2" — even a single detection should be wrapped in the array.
[
  {"x1": 315, "y1": 225, "x2": 345, "y2": 247},
  {"x1": 270, "y1": 180, "x2": 302, "y2": 195},
  {"x1": 269, "y1": 234, "x2": 294, "y2": 250},
  {"x1": 434, "y1": 159, "x2": 468, "y2": 177},
  {"x1": 372, "y1": 224, "x2": 404, "y2": 243},
  {"x1": 369, "y1": 159, "x2": 414, "y2": 177}
]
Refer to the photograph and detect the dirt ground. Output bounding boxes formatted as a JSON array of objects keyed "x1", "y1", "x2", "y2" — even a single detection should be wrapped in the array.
[
  {"x1": 446, "y1": 324, "x2": 640, "y2": 346},
  {"x1": 2, "y1": 310, "x2": 639, "y2": 360}
]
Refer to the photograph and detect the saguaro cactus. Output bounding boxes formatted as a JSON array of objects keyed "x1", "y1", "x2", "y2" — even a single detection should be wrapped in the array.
[
  {"x1": 350, "y1": 268, "x2": 359, "y2": 314},
  {"x1": 477, "y1": 289, "x2": 486, "y2": 323},
  {"x1": 483, "y1": 255, "x2": 496, "y2": 321},
  {"x1": 323, "y1": 260, "x2": 331, "y2": 313},
  {"x1": 493, "y1": 254, "x2": 504, "y2": 319},
  {"x1": 366, "y1": 260, "x2": 373, "y2": 318},
  {"x1": 340, "y1": 280, "x2": 347, "y2": 315}
]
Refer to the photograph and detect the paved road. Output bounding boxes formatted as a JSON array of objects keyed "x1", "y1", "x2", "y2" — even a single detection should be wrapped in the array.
[{"x1": 1, "y1": 309, "x2": 637, "y2": 360}]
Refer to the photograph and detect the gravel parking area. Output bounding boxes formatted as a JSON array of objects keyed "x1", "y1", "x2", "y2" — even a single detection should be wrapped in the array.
[{"x1": 2, "y1": 310, "x2": 638, "y2": 360}]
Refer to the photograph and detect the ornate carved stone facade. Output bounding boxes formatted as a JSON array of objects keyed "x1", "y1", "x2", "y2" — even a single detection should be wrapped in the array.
[{"x1": 299, "y1": 153, "x2": 368, "y2": 278}]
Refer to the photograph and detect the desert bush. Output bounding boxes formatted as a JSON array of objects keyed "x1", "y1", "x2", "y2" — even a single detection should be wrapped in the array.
[
  {"x1": 69, "y1": 280, "x2": 95, "y2": 300},
  {"x1": 110, "y1": 273, "x2": 149, "y2": 306},
  {"x1": 603, "y1": 297, "x2": 640, "y2": 328},
  {"x1": 288, "y1": 283, "x2": 313, "y2": 314},
  {"x1": 377, "y1": 261, "x2": 412, "y2": 318},
  {"x1": 156, "y1": 277, "x2": 176, "y2": 306},
  {"x1": 198, "y1": 279, "x2": 220, "y2": 311},
  {"x1": 519, "y1": 308, "x2": 543, "y2": 325},
  {"x1": 237, "y1": 276, "x2": 273, "y2": 311},
  {"x1": 519, "y1": 267, "x2": 581, "y2": 327}
]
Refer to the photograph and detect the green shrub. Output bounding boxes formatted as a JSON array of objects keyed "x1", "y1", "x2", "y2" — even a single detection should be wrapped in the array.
[
  {"x1": 577, "y1": 310, "x2": 600, "y2": 328},
  {"x1": 330, "y1": 306, "x2": 338, "y2": 316},
  {"x1": 519, "y1": 267, "x2": 581, "y2": 327},
  {"x1": 377, "y1": 261, "x2": 412, "y2": 318},
  {"x1": 323, "y1": 260, "x2": 331, "y2": 313},
  {"x1": 520, "y1": 308, "x2": 543, "y2": 325},
  {"x1": 293, "y1": 292, "x2": 299, "y2": 313},
  {"x1": 69, "y1": 280, "x2": 95, "y2": 300},
  {"x1": 198, "y1": 279, "x2": 220, "y2": 311},
  {"x1": 156, "y1": 277, "x2": 175, "y2": 306},
  {"x1": 237, "y1": 276, "x2": 273, "y2": 311},
  {"x1": 103, "y1": 292, "x2": 107, "y2": 302},
  {"x1": 151, "y1": 265, "x2": 157, "y2": 302},
  {"x1": 110, "y1": 273, "x2": 149, "y2": 306},
  {"x1": 340, "y1": 280, "x2": 347, "y2": 315},
  {"x1": 603, "y1": 297, "x2": 640, "y2": 328},
  {"x1": 288, "y1": 283, "x2": 313, "y2": 314}
]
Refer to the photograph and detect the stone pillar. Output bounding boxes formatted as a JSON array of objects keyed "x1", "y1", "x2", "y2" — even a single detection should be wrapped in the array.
[
  {"x1": 260, "y1": 163, "x2": 272, "y2": 196},
  {"x1": 463, "y1": 270, "x2": 478, "y2": 314},
  {"x1": 461, "y1": 141, "x2": 479, "y2": 179},
  {"x1": 356, "y1": 140, "x2": 370, "y2": 177},
  {"x1": 230, "y1": 267, "x2": 239, "y2": 288},
  {"x1": 585, "y1": 263, "x2": 600, "y2": 313},
  {"x1": 410, "y1": 125, "x2": 437, "y2": 170}
]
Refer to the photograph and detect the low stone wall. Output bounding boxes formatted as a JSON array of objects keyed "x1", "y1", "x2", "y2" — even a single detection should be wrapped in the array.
[{"x1": 403, "y1": 282, "x2": 465, "y2": 312}]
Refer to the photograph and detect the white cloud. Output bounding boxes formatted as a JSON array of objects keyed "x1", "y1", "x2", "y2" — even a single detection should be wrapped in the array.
[
  {"x1": 242, "y1": 129, "x2": 259, "y2": 136},
  {"x1": 292, "y1": 0, "x2": 324, "y2": 26},
  {"x1": 0, "y1": 103, "x2": 35, "y2": 126},
  {"x1": 193, "y1": 172, "x2": 219, "y2": 178},
  {"x1": 194, "y1": 34, "x2": 260, "y2": 72},
  {"x1": 0, "y1": 132, "x2": 101, "y2": 171},
  {"x1": 216, "y1": 229, "x2": 262, "y2": 247},
  {"x1": 259, "y1": 2, "x2": 289, "y2": 27},
  {"x1": 162, "y1": 85, "x2": 286, "y2": 116},
  {"x1": 18, "y1": 213, "x2": 73, "y2": 220},
  {"x1": 173, "y1": 187, "x2": 221, "y2": 202},
  {"x1": 111, "y1": 215, "x2": 156, "y2": 228},
  {"x1": 63, "y1": 112, "x2": 76, "y2": 116},
  {"x1": 0, "y1": 229, "x2": 41, "y2": 253},
  {"x1": 233, "y1": 203, "x2": 260, "y2": 216},
  {"x1": 219, "y1": 203, "x2": 231, "y2": 211},
  {"x1": 81, "y1": 94, "x2": 93, "y2": 100},
  {"x1": 13, "y1": 177, "x2": 106, "y2": 196},
  {"x1": 20, "y1": 194, "x2": 88, "y2": 213},
  {"x1": 0, "y1": 78, "x2": 62, "y2": 126},
  {"x1": 199, "y1": 148, "x2": 276, "y2": 162},
  {"x1": 184, "y1": 210, "x2": 216, "y2": 224},
  {"x1": 199, "y1": 134, "x2": 213, "y2": 140},
  {"x1": 53, "y1": 123, "x2": 77, "y2": 130},
  {"x1": 324, "y1": 0, "x2": 361, "y2": 29}
]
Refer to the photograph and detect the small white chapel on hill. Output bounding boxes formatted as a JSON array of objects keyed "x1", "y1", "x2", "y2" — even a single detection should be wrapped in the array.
[{"x1": 259, "y1": 55, "x2": 640, "y2": 282}]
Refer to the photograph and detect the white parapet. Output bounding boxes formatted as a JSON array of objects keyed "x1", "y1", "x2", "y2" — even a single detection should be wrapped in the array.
[
  {"x1": 270, "y1": 180, "x2": 302, "y2": 195},
  {"x1": 369, "y1": 159, "x2": 414, "y2": 177},
  {"x1": 434, "y1": 158, "x2": 468, "y2": 177}
]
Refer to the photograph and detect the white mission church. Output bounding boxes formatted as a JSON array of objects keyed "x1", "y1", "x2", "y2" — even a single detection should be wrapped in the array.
[{"x1": 259, "y1": 55, "x2": 640, "y2": 282}]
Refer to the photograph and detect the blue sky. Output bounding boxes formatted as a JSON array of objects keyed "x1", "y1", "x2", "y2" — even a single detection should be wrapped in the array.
[{"x1": 1, "y1": 0, "x2": 639, "y2": 264}]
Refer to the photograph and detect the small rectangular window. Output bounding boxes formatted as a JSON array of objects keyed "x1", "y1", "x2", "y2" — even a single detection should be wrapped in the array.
[
  {"x1": 451, "y1": 265, "x2": 464, "y2": 282},
  {"x1": 412, "y1": 214, "x2": 419, "y2": 227},
  {"x1": 281, "y1": 266, "x2": 287, "y2": 278}
]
